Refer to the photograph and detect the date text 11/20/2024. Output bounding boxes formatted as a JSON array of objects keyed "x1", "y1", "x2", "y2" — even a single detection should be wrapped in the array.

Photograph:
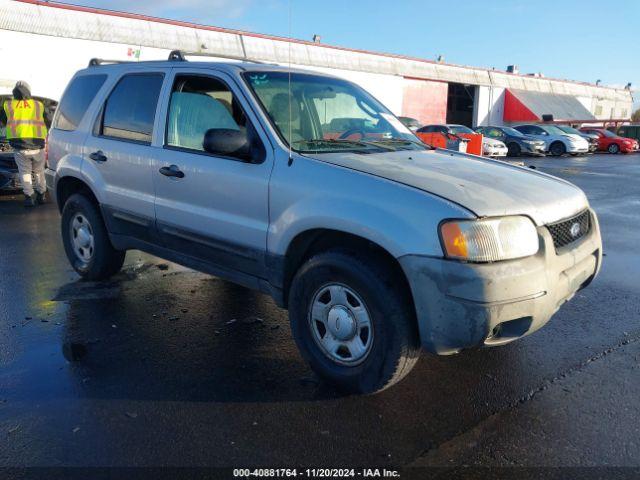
[{"x1": 233, "y1": 468, "x2": 401, "y2": 478}]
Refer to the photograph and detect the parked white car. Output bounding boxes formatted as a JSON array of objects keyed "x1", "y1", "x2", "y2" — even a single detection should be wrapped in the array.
[
  {"x1": 482, "y1": 136, "x2": 508, "y2": 157},
  {"x1": 514, "y1": 124, "x2": 589, "y2": 156}
]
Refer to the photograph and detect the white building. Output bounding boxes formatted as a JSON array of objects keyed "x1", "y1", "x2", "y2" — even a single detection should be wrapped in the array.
[{"x1": 0, "y1": 0, "x2": 634, "y2": 127}]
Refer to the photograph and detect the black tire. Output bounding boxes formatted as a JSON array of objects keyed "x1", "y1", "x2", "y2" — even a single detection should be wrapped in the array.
[
  {"x1": 507, "y1": 142, "x2": 521, "y2": 157},
  {"x1": 61, "y1": 193, "x2": 125, "y2": 280},
  {"x1": 549, "y1": 141, "x2": 566, "y2": 157},
  {"x1": 288, "y1": 250, "x2": 420, "y2": 394},
  {"x1": 608, "y1": 143, "x2": 620, "y2": 154}
]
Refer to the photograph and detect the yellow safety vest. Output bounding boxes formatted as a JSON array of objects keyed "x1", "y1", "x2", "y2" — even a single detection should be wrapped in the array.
[{"x1": 3, "y1": 99, "x2": 47, "y2": 140}]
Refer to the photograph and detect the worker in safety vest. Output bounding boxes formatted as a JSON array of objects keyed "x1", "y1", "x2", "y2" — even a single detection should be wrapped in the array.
[{"x1": 1, "y1": 81, "x2": 49, "y2": 207}]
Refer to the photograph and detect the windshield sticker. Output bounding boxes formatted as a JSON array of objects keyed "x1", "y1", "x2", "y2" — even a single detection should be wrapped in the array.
[
  {"x1": 380, "y1": 113, "x2": 413, "y2": 134},
  {"x1": 249, "y1": 74, "x2": 269, "y2": 86}
]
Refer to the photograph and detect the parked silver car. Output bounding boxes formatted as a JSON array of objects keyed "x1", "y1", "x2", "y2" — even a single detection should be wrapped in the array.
[
  {"x1": 46, "y1": 53, "x2": 603, "y2": 393},
  {"x1": 514, "y1": 124, "x2": 589, "y2": 156}
]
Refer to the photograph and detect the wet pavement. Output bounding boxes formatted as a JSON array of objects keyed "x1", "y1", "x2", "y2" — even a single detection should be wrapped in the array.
[{"x1": 1, "y1": 154, "x2": 639, "y2": 472}]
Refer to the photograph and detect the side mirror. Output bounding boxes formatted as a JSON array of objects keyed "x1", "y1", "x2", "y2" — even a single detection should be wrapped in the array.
[{"x1": 203, "y1": 128, "x2": 251, "y2": 160}]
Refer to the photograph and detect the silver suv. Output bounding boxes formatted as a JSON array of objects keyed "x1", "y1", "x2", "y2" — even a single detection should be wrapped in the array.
[{"x1": 46, "y1": 52, "x2": 602, "y2": 393}]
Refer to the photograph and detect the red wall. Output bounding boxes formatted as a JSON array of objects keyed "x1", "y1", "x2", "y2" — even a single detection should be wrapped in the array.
[
  {"x1": 401, "y1": 78, "x2": 448, "y2": 125},
  {"x1": 503, "y1": 89, "x2": 539, "y2": 123}
]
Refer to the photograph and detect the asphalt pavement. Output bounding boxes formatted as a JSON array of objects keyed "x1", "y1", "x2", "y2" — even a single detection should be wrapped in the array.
[{"x1": 0, "y1": 153, "x2": 639, "y2": 477}]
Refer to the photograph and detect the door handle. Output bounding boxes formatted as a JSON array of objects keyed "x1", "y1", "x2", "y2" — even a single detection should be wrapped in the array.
[
  {"x1": 159, "y1": 165, "x2": 185, "y2": 178},
  {"x1": 89, "y1": 150, "x2": 107, "y2": 162}
]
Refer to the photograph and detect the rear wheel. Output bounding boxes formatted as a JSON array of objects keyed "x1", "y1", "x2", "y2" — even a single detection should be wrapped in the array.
[
  {"x1": 61, "y1": 193, "x2": 125, "y2": 280},
  {"x1": 507, "y1": 143, "x2": 521, "y2": 157},
  {"x1": 608, "y1": 143, "x2": 620, "y2": 154},
  {"x1": 289, "y1": 250, "x2": 420, "y2": 394},
  {"x1": 549, "y1": 141, "x2": 566, "y2": 156}
]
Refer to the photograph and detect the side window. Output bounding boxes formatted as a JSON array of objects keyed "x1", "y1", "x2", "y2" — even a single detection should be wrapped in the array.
[
  {"x1": 517, "y1": 126, "x2": 531, "y2": 135},
  {"x1": 99, "y1": 73, "x2": 164, "y2": 143},
  {"x1": 53, "y1": 74, "x2": 107, "y2": 131},
  {"x1": 166, "y1": 75, "x2": 245, "y2": 152}
]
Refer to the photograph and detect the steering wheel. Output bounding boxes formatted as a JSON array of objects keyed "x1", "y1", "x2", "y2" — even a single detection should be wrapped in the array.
[{"x1": 339, "y1": 128, "x2": 367, "y2": 141}]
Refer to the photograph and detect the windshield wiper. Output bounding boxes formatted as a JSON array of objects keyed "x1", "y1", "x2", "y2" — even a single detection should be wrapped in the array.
[
  {"x1": 293, "y1": 138, "x2": 394, "y2": 151},
  {"x1": 370, "y1": 138, "x2": 434, "y2": 150}
]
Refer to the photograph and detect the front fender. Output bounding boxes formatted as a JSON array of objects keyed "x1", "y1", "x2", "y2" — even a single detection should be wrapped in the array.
[
  {"x1": 268, "y1": 154, "x2": 475, "y2": 259},
  {"x1": 269, "y1": 197, "x2": 423, "y2": 259}
]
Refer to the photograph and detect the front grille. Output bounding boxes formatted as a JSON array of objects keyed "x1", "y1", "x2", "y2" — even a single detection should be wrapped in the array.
[{"x1": 546, "y1": 210, "x2": 591, "y2": 250}]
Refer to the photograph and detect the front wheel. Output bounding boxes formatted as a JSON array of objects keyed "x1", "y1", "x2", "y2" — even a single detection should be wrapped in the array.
[
  {"x1": 608, "y1": 143, "x2": 620, "y2": 154},
  {"x1": 61, "y1": 193, "x2": 125, "y2": 280},
  {"x1": 288, "y1": 250, "x2": 420, "y2": 394},
  {"x1": 549, "y1": 141, "x2": 567, "y2": 156},
  {"x1": 507, "y1": 142, "x2": 521, "y2": 157}
]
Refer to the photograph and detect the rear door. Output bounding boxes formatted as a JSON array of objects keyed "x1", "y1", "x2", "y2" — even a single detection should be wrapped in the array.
[
  {"x1": 152, "y1": 68, "x2": 273, "y2": 279},
  {"x1": 83, "y1": 70, "x2": 169, "y2": 242}
]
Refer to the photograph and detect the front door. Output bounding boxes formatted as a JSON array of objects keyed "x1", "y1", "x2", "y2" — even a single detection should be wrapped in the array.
[{"x1": 152, "y1": 69, "x2": 273, "y2": 279}]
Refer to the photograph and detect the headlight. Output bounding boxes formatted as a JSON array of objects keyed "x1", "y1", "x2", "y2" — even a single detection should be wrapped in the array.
[
  {"x1": 523, "y1": 140, "x2": 536, "y2": 145},
  {"x1": 440, "y1": 216, "x2": 539, "y2": 262}
]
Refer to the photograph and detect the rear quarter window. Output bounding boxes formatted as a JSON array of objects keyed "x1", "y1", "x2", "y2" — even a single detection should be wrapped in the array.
[{"x1": 53, "y1": 74, "x2": 107, "y2": 131}]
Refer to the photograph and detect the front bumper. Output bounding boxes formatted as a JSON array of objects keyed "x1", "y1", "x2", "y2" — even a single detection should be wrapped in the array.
[
  {"x1": 484, "y1": 146, "x2": 508, "y2": 157},
  {"x1": 621, "y1": 143, "x2": 639, "y2": 153},
  {"x1": 399, "y1": 209, "x2": 602, "y2": 355},
  {"x1": 521, "y1": 143, "x2": 546, "y2": 156},
  {"x1": 566, "y1": 144, "x2": 589, "y2": 154}
]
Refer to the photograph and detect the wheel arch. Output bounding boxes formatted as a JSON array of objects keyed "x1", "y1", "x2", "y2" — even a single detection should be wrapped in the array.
[
  {"x1": 56, "y1": 175, "x2": 100, "y2": 213},
  {"x1": 549, "y1": 140, "x2": 566, "y2": 155},
  {"x1": 280, "y1": 229, "x2": 416, "y2": 317}
]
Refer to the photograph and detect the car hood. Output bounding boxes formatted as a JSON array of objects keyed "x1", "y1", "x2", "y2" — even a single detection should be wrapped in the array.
[
  {"x1": 566, "y1": 134, "x2": 588, "y2": 142},
  {"x1": 306, "y1": 149, "x2": 588, "y2": 225}
]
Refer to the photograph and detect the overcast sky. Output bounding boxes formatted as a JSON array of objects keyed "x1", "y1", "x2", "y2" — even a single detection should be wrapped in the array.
[{"x1": 78, "y1": 0, "x2": 639, "y2": 107}]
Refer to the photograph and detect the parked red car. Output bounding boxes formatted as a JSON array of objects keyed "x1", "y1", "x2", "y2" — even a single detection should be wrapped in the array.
[{"x1": 579, "y1": 127, "x2": 639, "y2": 154}]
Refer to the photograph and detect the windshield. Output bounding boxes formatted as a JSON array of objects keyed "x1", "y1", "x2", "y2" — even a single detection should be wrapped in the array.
[
  {"x1": 601, "y1": 129, "x2": 617, "y2": 138},
  {"x1": 557, "y1": 125, "x2": 582, "y2": 135},
  {"x1": 448, "y1": 125, "x2": 474, "y2": 135},
  {"x1": 540, "y1": 125, "x2": 567, "y2": 136},
  {"x1": 501, "y1": 127, "x2": 525, "y2": 137},
  {"x1": 243, "y1": 71, "x2": 425, "y2": 153}
]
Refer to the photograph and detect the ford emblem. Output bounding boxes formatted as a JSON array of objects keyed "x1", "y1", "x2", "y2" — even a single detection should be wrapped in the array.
[{"x1": 570, "y1": 222, "x2": 581, "y2": 238}]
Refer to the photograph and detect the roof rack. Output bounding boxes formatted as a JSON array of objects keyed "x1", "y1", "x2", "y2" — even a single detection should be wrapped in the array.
[
  {"x1": 168, "y1": 49, "x2": 269, "y2": 64},
  {"x1": 88, "y1": 58, "x2": 135, "y2": 67}
]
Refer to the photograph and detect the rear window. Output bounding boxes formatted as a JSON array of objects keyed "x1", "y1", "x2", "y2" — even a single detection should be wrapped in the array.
[
  {"x1": 54, "y1": 74, "x2": 107, "y2": 131},
  {"x1": 99, "y1": 73, "x2": 164, "y2": 143}
]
